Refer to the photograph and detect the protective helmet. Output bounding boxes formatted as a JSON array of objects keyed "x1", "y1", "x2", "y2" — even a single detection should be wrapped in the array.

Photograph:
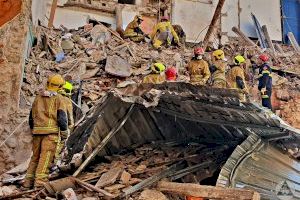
[
  {"x1": 63, "y1": 81, "x2": 73, "y2": 96},
  {"x1": 234, "y1": 55, "x2": 246, "y2": 65},
  {"x1": 151, "y1": 63, "x2": 166, "y2": 74},
  {"x1": 165, "y1": 67, "x2": 177, "y2": 81},
  {"x1": 47, "y1": 74, "x2": 65, "y2": 92},
  {"x1": 194, "y1": 47, "x2": 205, "y2": 55},
  {"x1": 259, "y1": 54, "x2": 269, "y2": 62},
  {"x1": 213, "y1": 49, "x2": 225, "y2": 60},
  {"x1": 161, "y1": 15, "x2": 169, "y2": 21}
]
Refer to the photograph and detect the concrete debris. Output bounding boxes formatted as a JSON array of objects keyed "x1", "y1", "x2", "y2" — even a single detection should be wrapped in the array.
[
  {"x1": 138, "y1": 189, "x2": 169, "y2": 200},
  {"x1": 95, "y1": 167, "x2": 123, "y2": 188}
]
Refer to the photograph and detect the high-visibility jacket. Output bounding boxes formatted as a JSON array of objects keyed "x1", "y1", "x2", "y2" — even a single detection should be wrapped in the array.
[
  {"x1": 227, "y1": 65, "x2": 247, "y2": 91},
  {"x1": 211, "y1": 59, "x2": 226, "y2": 82},
  {"x1": 29, "y1": 91, "x2": 68, "y2": 134},
  {"x1": 143, "y1": 74, "x2": 165, "y2": 84},
  {"x1": 258, "y1": 63, "x2": 272, "y2": 91},
  {"x1": 150, "y1": 21, "x2": 179, "y2": 43},
  {"x1": 187, "y1": 58, "x2": 210, "y2": 85},
  {"x1": 62, "y1": 96, "x2": 74, "y2": 130}
]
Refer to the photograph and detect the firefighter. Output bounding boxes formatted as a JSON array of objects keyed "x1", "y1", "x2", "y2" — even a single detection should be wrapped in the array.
[
  {"x1": 23, "y1": 74, "x2": 68, "y2": 189},
  {"x1": 143, "y1": 62, "x2": 166, "y2": 84},
  {"x1": 124, "y1": 15, "x2": 145, "y2": 42},
  {"x1": 187, "y1": 47, "x2": 210, "y2": 85},
  {"x1": 54, "y1": 81, "x2": 74, "y2": 165},
  {"x1": 150, "y1": 16, "x2": 179, "y2": 50},
  {"x1": 210, "y1": 49, "x2": 227, "y2": 88},
  {"x1": 227, "y1": 55, "x2": 248, "y2": 101},
  {"x1": 257, "y1": 54, "x2": 272, "y2": 110},
  {"x1": 165, "y1": 66, "x2": 177, "y2": 81}
]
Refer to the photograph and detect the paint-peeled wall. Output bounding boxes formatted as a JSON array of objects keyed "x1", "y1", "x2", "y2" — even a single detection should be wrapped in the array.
[{"x1": 172, "y1": 0, "x2": 282, "y2": 43}]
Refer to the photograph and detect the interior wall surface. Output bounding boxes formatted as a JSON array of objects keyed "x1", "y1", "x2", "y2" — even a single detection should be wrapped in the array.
[{"x1": 172, "y1": 0, "x2": 282, "y2": 42}]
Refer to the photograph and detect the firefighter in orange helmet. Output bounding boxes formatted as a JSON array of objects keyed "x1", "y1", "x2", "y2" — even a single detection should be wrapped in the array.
[
  {"x1": 187, "y1": 47, "x2": 210, "y2": 85},
  {"x1": 23, "y1": 74, "x2": 68, "y2": 189}
]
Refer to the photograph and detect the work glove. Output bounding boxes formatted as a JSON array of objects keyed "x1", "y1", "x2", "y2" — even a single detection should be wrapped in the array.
[
  {"x1": 60, "y1": 129, "x2": 70, "y2": 140},
  {"x1": 260, "y1": 87, "x2": 267, "y2": 95},
  {"x1": 209, "y1": 65, "x2": 217, "y2": 73}
]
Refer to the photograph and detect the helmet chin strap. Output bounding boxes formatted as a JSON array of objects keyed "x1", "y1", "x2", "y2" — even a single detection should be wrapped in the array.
[{"x1": 197, "y1": 55, "x2": 203, "y2": 60}]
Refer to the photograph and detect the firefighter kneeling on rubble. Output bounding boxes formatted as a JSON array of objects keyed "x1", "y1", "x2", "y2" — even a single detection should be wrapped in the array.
[
  {"x1": 143, "y1": 62, "x2": 166, "y2": 84},
  {"x1": 124, "y1": 15, "x2": 145, "y2": 42},
  {"x1": 257, "y1": 54, "x2": 272, "y2": 110},
  {"x1": 227, "y1": 55, "x2": 249, "y2": 101},
  {"x1": 150, "y1": 16, "x2": 180, "y2": 50},
  {"x1": 187, "y1": 47, "x2": 211, "y2": 85},
  {"x1": 23, "y1": 74, "x2": 68, "y2": 189}
]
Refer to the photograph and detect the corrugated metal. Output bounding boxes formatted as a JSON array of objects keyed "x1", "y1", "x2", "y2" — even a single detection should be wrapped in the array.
[
  {"x1": 68, "y1": 83, "x2": 300, "y2": 157},
  {"x1": 217, "y1": 134, "x2": 300, "y2": 199},
  {"x1": 282, "y1": 0, "x2": 300, "y2": 43}
]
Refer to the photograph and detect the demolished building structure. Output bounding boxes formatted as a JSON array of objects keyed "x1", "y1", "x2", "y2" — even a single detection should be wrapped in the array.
[{"x1": 0, "y1": 0, "x2": 300, "y2": 199}]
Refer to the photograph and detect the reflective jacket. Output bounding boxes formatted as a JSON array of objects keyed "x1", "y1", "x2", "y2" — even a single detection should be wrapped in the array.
[
  {"x1": 227, "y1": 65, "x2": 247, "y2": 90},
  {"x1": 143, "y1": 74, "x2": 165, "y2": 84},
  {"x1": 150, "y1": 21, "x2": 179, "y2": 43},
  {"x1": 258, "y1": 63, "x2": 272, "y2": 91},
  {"x1": 124, "y1": 18, "x2": 142, "y2": 38},
  {"x1": 187, "y1": 58, "x2": 210, "y2": 85},
  {"x1": 211, "y1": 59, "x2": 226, "y2": 82},
  {"x1": 29, "y1": 91, "x2": 68, "y2": 134},
  {"x1": 62, "y1": 96, "x2": 74, "y2": 130}
]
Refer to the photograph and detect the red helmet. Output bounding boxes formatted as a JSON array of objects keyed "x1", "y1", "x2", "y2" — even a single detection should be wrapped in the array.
[
  {"x1": 194, "y1": 47, "x2": 204, "y2": 55},
  {"x1": 165, "y1": 67, "x2": 177, "y2": 81},
  {"x1": 161, "y1": 16, "x2": 169, "y2": 21},
  {"x1": 259, "y1": 54, "x2": 269, "y2": 62}
]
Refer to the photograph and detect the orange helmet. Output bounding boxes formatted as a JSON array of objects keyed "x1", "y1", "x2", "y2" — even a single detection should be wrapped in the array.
[
  {"x1": 259, "y1": 54, "x2": 269, "y2": 62},
  {"x1": 165, "y1": 67, "x2": 177, "y2": 81},
  {"x1": 194, "y1": 47, "x2": 204, "y2": 55}
]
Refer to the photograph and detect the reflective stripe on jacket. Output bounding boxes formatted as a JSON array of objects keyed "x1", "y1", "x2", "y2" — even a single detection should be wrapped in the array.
[{"x1": 30, "y1": 92, "x2": 68, "y2": 134}]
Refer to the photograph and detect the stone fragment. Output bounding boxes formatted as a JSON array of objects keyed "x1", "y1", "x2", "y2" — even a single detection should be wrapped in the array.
[
  {"x1": 138, "y1": 189, "x2": 168, "y2": 200},
  {"x1": 95, "y1": 167, "x2": 122, "y2": 188}
]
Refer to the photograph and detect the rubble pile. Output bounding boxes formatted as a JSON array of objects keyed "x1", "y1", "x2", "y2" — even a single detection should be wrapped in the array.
[
  {"x1": 22, "y1": 24, "x2": 192, "y2": 109},
  {"x1": 0, "y1": 142, "x2": 234, "y2": 199}
]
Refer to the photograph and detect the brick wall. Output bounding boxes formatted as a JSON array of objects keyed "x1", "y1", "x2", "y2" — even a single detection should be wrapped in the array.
[{"x1": 0, "y1": 0, "x2": 32, "y2": 173}]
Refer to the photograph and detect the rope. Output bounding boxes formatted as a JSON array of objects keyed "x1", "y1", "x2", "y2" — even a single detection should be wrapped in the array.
[
  {"x1": 194, "y1": 24, "x2": 210, "y2": 44},
  {"x1": 0, "y1": 118, "x2": 28, "y2": 148}
]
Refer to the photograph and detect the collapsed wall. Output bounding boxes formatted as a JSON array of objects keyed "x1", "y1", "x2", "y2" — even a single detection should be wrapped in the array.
[{"x1": 0, "y1": 0, "x2": 32, "y2": 174}]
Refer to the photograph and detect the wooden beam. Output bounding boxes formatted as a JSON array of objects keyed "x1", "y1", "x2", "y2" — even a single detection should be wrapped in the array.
[
  {"x1": 48, "y1": 0, "x2": 58, "y2": 28},
  {"x1": 232, "y1": 27, "x2": 257, "y2": 47},
  {"x1": 157, "y1": 181, "x2": 260, "y2": 200},
  {"x1": 203, "y1": 0, "x2": 226, "y2": 50},
  {"x1": 262, "y1": 25, "x2": 276, "y2": 55},
  {"x1": 73, "y1": 105, "x2": 135, "y2": 177}
]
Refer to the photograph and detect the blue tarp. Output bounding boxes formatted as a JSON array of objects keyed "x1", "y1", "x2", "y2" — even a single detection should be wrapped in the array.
[{"x1": 282, "y1": 0, "x2": 300, "y2": 43}]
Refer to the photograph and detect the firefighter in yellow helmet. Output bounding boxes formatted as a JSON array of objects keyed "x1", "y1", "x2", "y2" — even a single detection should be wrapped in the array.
[
  {"x1": 150, "y1": 16, "x2": 180, "y2": 49},
  {"x1": 23, "y1": 74, "x2": 68, "y2": 189},
  {"x1": 54, "y1": 81, "x2": 74, "y2": 165},
  {"x1": 210, "y1": 49, "x2": 227, "y2": 88},
  {"x1": 143, "y1": 62, "x2": 166, "y2": 84},
  {"x1": 227, "y1": 55, "x2": 249, "y2": 101},
  {"x1": 124, "y1": 15, "x2": 145, "y2": 42},
  {"x1": 187, "y1": 47, "x2": 210, "y2": 85}
]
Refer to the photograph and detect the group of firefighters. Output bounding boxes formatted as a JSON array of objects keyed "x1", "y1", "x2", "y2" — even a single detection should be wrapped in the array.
[{"x1": 22, "y1": 15, "x2": 273, "y2": 190}]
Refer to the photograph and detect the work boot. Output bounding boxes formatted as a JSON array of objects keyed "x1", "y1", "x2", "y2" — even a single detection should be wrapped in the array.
[{"x1": 21, "y1": 179, "x2": 34, "y2": 190}]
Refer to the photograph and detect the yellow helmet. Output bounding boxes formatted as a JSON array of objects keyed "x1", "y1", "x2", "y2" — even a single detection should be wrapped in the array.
[
  {"x1": 234, "y1": 55, "x2": 246, "y2": 65},
  {"x1": 213, "y1": 49, "x2": 225, "y2": 60},
  {"x1": 62, "y1": 81, "x2": 73, "y2": 96},
  {"x1": 47, "y1": 74, "x2": 65, "y2": 92},
  {"x1": 151, "y1": 63, "x2": 166, "y2": 74}
]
